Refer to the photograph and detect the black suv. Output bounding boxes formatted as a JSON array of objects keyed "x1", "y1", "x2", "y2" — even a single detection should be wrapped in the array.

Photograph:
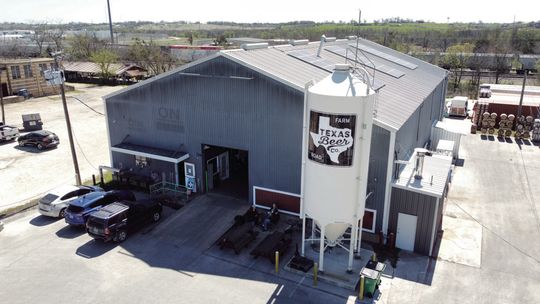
[
  {"x1": 86, "y1": 199, "x2": 162, "y2": 242},
  {"x1": 18, "y1": 130, "x2": 59, "y2": 150}
]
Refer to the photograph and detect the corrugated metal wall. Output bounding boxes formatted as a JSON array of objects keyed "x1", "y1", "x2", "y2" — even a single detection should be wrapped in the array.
[
  {"x1": 106, "y1": 56, "x2": 304, "y2": 202},
  {"x1": 389, "y1": 187, "x2": 439, "y2": 255},
  {"x1": 395, "y1": 79, "x2": 446, "y2": 162},
  {"x1": 366, "y1": 125, "x2": 390, "y2": 234},
  {"x1": 430, "y1": 126, "x2": 462, "y2": 158}
]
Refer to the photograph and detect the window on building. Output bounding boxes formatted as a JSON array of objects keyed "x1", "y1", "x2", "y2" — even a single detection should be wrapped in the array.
[
  {"x1": 362, "y1": 208, "x2": 377, "y2": 233},
  {"x1": 23, "y1": 65, "x2": 33, "y2": 78},
  {"x1": 10, "y1": 66, "x2": 21, "y2": 79},
  {"x1": 135, "y1": 155, "x2": 148, "y2": 168},
  {"x1": 38, "y1": 63, "x2": 48, "y2": 76}
]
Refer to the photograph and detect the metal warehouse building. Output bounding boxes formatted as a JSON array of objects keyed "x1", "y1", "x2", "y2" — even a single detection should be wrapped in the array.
[{"x1": 103, "y1": 37, "x2": 450, "y2": 256}]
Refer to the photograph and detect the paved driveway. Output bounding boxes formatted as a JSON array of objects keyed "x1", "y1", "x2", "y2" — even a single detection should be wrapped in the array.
[
  {"x1": 0, "y1": 84, "x2": 122, "y2": 213},
  {"x1": 378, "y1": 132, "x2": 540, "y2": 304},
  {"x1": 0, "y1": 194, "x2": 349, "y2": 304}
]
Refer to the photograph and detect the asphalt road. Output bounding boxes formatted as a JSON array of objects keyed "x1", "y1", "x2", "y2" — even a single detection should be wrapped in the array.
[
  {"x1": 0, "y1": 84, "x2": 122, "y2": 213},
  {"x1": 0, "y1": 195, "x2": 350, "y2": 304}
]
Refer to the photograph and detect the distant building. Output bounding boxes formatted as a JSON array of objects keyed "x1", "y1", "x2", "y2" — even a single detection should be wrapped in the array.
[
  {"x1": 0, "y1": 57, "x2": 57, "y2": 97},
  {"x1": 62, "y1": 61, "x2": 148, "y2": 83}
]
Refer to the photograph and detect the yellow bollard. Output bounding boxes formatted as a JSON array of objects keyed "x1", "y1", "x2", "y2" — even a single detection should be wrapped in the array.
[
  {"x1": 372, "y1": 253, "x2": 377, "y2": 262},
  {"x1": 313, "y1": 262, "x2": 318, "y2": 286},
  {"x1": 275, "y1": 251, "x2": 279, "y2": 273},
  {"x1": 359, "y1": 275, "x2": 365, "y2": 300}
]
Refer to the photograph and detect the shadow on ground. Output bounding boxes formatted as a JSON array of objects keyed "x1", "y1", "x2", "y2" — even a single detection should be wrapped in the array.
[
  {"x1": 29, "y1": 215, "x2": 61, "y2": 227},
  {"x1": 56, "y1": 225, "x2": 86, "y2": 239}
]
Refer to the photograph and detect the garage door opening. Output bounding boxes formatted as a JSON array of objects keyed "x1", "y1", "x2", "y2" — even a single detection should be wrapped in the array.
[{"x1": 202, "y1": 144, "x2": 248, "y2": 199}]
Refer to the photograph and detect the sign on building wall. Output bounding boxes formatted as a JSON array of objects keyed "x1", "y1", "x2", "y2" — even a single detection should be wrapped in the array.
[
  {"x1": 184, "y1": 162, "x2": 196, "y2": 192},
  {"x1": 308, "y1": 111, "x2": 356, "y2": 166}
]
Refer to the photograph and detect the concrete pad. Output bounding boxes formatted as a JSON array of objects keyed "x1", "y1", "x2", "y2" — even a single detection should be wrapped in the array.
[
  {"x1": 438, "y1": 211, "x2": 482, "y2": 268},
  {"x1": 285, "y1": 244, "x2": 375, "y2": 290}
]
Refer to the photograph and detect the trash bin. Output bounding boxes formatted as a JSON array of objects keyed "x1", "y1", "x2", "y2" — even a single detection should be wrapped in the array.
[
  {"x1": 365, "y1": 259, "x2": 386, "y2": 272},
  {"x1": 360, "y1": 267, "x2": 381, "y2": 298},
  {"x1": 22, "y1": 113, "x2": 43, "y2": 131},
  {"x1": 17, "y1": 89, "x2": 32, "y2": 99}
]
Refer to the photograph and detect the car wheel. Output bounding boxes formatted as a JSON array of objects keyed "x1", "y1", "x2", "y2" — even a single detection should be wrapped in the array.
[
  {"x1": 18, "y1": 141, "x2": 24, "y2": 147},
  {"x1": 117, "y1": 230, "x2": 127, "y2": 242},
  {"x1": 37, "y1": 143, "x2": 44, "y2": 150},
  {"x1": 152, "y1": 212, "x2": 161, "y2": 222},
  {"x1": 59, "y1": 208, "x2": 66, "y2": 218}
]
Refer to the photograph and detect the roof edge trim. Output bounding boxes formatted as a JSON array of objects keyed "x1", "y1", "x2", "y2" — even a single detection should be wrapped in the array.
[{"x1": 103, "y1": 53, "x2": 222, "y2": 101}]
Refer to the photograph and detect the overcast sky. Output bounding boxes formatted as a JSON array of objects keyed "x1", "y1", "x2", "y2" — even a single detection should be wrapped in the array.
[{"x1": 1, "y1": 0, "x2": 538, "y2": 24}]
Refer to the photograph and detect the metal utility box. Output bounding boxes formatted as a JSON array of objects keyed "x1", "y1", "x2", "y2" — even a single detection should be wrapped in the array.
[{"x1": 22, "y1": 113, "x2": 43, "y2": 131}]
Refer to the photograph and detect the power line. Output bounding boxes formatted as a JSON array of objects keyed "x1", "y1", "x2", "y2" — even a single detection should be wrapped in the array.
[
  {"x1": 70, "y1": 124, "x2": 99, "y2": 171},
  {"x1": 69, "y1": 96, "x2": 104, "y2": 116},
  {"x1": 449, "y1": 199, "x2": 540, "y2": 265}
]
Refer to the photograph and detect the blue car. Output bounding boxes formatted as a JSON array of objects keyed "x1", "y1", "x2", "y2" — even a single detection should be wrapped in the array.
[{"x1": 64, "y1": 190, "x2": 135, "y2": 226}]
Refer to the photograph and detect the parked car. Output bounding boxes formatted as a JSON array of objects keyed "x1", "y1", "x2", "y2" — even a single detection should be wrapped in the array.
[
  {"x1": 64, "y1": 190, "x2": 135, "y2": 226},
  {"x1": 86, "y1": 199, "x2": 162, "y2": 242},
  {"x1": 17, "y1": 130, "x2": 59, "y2": 150},
  {"x1": 38, "y1": 185, "x2": 104, "y2": 218},
  {"x1": 0, "y1": 124, "x2": 19, "y2": 141}
]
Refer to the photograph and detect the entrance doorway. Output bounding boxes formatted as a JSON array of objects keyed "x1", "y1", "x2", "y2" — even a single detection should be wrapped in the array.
[
  {"x1": 203, "y1": 144, "x2": 248, "y2": 199},
  {"x1": 396, "y1": 213, "x2": 417, "y2": 252}
]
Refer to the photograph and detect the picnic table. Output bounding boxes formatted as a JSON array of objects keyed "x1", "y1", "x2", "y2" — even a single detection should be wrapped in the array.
[
  {"x1": 218, "y1": 222, "x2": 258, "y2": 254},
  {"x1": 250, "y1": 231, "x2": 291, "y2": 263}
]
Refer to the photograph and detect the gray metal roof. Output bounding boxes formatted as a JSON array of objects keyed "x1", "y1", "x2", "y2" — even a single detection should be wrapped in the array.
[
  {"x1": 105, "y1": 38, "x2": 448, "y2": 132},
  {"x1": 222, "y1": 38, "x2": 447, "y2": 131},
  {"x1": 393, "y1": 154, "x2": 452, "y2": 198}
]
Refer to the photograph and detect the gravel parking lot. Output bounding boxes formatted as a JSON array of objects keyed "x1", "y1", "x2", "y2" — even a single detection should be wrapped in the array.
[{"x1": 0, "y1": 84, "x2": 122, "y2": 214}]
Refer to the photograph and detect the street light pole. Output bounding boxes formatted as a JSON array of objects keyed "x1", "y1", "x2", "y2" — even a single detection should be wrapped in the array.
[
  {"x1": 107, "y1": 0, "x2": 114, "y2": 44},
  {"x1": 0, "y1": 69, "x2": 5, "y2": 124},
  {"x1": 52, "y1": 54, "x2": 82, "y2": 185}
]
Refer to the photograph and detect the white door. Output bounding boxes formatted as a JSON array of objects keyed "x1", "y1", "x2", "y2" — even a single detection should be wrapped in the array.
[
  {"x1": 218, "y1": 152, "x2": 229, "y2": 180},
  {"x1": 396, "y1": 213, "x2": 417, "y2": 252}
]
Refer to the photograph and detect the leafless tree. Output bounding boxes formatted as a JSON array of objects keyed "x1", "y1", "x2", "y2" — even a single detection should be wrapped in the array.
[{"x1": 29, "y1": 22, "x2": 50, "y2": 56}]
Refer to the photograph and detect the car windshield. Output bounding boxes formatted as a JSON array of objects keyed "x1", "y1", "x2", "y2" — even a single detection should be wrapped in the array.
[
  {"x1": 67, "y1": 205, "x2": 84, "y2": 213},
  {"x1": 40, "y1": 194, "x2": 59, "y2": 204}
]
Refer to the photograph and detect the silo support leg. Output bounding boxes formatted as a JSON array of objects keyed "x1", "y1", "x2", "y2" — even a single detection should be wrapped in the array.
[
  {"x1": 319, "y1": 225, "x2": 325, "y2": 272},
  {"x1": 301, "y1": 216, "x2": 306, "y2": 257},
  {"x1": 348, "y1": 222, "x2": 358, "y2": 272}
]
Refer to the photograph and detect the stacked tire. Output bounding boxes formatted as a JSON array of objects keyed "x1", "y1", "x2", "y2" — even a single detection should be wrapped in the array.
[
  {"x1": 481, "y1": 112, "x2": 497, "y2": 135},
  {"x1": 497, "y1": 113, "x2": 513, "y2": 137},
  {"x1": 532, "y1": 119, "x2": 540, "y2": 142}
]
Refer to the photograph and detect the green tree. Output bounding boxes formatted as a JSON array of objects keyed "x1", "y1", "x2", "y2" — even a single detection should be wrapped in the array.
[
  {"x1": 443, "y1": 43, "x2": 474, "y2": 88},
  {"x1": 536, "y1": 59, "x2": 540, "y2": 85},
  {"x1": 90, "y1": 49, "x2": 118, "y2": 78}
]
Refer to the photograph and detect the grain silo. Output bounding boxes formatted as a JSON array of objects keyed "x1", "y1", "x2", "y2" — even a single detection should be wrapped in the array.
[{"x1": 300, "y1": 63, "x2": 376, "y2": 272}]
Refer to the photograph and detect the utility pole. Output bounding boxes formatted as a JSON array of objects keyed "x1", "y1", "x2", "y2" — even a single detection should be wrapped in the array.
[
  {"x1": 52, "y1": 53, "x2": 82, "y2": 185},
  {"x1": 107, "y1": 0, "x2": 114, "y2": 44},
  {"x1": 517, "y1": 68, "x2": 527, "y2": 118},
  {"x1": 0, "y1": 66, "x2": 5, "y2": 124}
]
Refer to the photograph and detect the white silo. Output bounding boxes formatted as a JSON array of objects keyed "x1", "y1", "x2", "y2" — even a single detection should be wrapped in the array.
[{"x1": 300, "y1": 63, "x2": 376, "y2": 272}]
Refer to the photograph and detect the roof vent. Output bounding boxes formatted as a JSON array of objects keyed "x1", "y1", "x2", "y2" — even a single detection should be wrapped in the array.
[
  {"x1": 241, "y1": 42, "x2": 269, "y2": 50},
  {"x1": 334, "y1": 64, "x2": 350, "y2": 71},
  {"x1": 290, "y1": 39, "x2": 309, "y2": 46}
]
